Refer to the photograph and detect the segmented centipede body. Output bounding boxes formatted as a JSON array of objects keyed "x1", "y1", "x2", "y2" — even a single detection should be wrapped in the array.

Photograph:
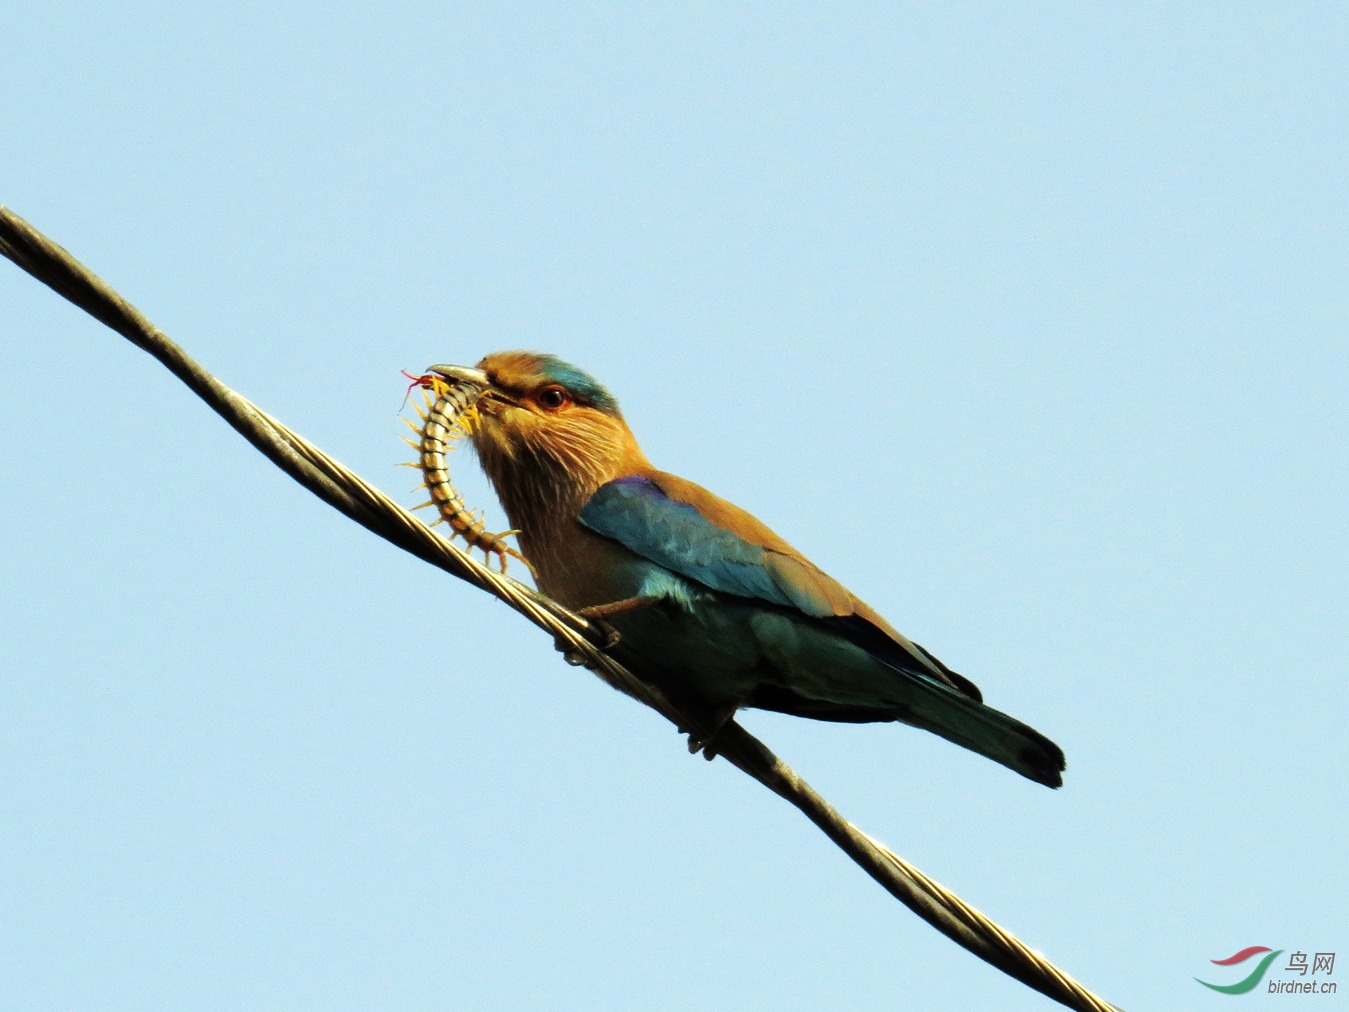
[{"x1": 404, "y1": 375, "x2": 531, "y2": 575}]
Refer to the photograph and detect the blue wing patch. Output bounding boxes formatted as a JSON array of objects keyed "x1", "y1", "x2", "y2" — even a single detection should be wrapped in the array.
[
  {"x1": 580, "y1": 476, "x2": 985, "y2": 704},
  {"x1": 579, "y1": 476, "x2": 806, "y2": 609}
]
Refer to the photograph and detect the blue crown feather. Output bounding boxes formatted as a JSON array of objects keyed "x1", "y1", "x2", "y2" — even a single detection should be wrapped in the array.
[{"x1": 537, "y1": 355, "x2": 621, "y2": 414}]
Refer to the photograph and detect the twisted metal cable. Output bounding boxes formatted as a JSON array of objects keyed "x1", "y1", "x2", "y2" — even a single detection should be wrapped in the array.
[{"x1": 0, "y1": 205, "x2": 1120, "y2": 1012}]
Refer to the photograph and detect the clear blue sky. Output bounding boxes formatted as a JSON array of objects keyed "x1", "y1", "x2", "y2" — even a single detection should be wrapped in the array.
[{"x1": 2, "y1": 5, "x2": 1345, "y2": 1010}]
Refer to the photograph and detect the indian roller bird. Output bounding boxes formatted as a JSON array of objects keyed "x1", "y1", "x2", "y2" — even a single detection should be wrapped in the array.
[{"x1": 431, "y1": 351, "x2": 1065, "y2": 788}]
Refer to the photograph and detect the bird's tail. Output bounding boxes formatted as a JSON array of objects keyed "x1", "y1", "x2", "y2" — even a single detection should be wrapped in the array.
[
  {"x1": 745, "y1": 610, "x2": 1066, "y2": 787},
  {"x1": 892, "y1": 677, "x2": 1066, "y2": 788}
]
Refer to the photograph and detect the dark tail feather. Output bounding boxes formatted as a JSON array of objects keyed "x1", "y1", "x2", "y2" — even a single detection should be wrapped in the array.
[
  {"x1": 896, "y1": 679, "x2": 1066, "y2": 788},
  {"x1": 746, "y1": 677, "x2": 1066, "y2": 788}
]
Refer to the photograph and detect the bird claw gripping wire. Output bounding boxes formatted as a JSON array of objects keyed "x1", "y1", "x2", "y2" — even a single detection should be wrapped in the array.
[
  {"x1": 400, "y1": 370, "x2": 532, "y2": 576},
  {"x1": 552, "y1": 612, "x2": 622, "y2": 668}
]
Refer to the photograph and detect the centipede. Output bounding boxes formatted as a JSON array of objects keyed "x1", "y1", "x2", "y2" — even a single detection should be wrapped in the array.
[{"x1": 401, "y1": 370, "x2": 531, "y2": 575}]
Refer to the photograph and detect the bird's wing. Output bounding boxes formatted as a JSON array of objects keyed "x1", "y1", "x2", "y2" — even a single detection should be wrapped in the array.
[
  {"x1": 578, "y1": 473, "x2": 840, "y2": 611},
  {"x1": 578, "y1": 472, "x2": 979, "y2": 697}
]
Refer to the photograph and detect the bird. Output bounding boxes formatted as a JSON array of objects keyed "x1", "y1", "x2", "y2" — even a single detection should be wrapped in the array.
[{"x1": 429, "y1": 351, "x2": 1065, "y2": 788}]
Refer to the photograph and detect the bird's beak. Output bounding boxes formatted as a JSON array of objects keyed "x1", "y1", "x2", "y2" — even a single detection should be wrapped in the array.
[
  {"x1": 427, "y1": 363, "x2": 518, "y2": 415},
  {"x1": 428, "y1": 364, "x2": 491, "y2": 387}
]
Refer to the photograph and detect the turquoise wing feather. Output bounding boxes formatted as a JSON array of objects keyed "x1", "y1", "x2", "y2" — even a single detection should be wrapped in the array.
[{"x1": 579, "y1": 475, "x2": 831, "y2": 615}]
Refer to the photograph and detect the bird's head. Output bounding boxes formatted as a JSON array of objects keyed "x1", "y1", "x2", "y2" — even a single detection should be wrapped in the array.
[{"x1": 428, "y1": 351, "x2": 647, "y2": 522}]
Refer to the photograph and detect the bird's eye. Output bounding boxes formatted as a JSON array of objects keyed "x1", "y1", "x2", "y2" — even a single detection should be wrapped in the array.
[{"x1": 536, "y1": 385, "x2": 570, "y2": 410}]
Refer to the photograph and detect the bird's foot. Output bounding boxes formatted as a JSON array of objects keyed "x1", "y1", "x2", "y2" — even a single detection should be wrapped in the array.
[
  {"x1": 549, "y1": 619, "x2": 618, "y2": 668},
  {"x1": 686, "y1": 730, "x2": 721, "y2": 761},
  {"x1": 555, "y1": 643, "x2": 589, "y2": 667},
  {"x1": 681, "y1": 705, "x2": 738, "y2": 762},
  {"x1": 573, "y1": 597, "x2": 663, "y2": 652},
  {"x1": 581, "y1": 615, "x2": 622, "y2": 650},
  {"x1": 551, "y1": 620, "x2": 621, "y2": 668},
  {"x1": 551, "y1": 603, "x2": 632, "y2": 665}
]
